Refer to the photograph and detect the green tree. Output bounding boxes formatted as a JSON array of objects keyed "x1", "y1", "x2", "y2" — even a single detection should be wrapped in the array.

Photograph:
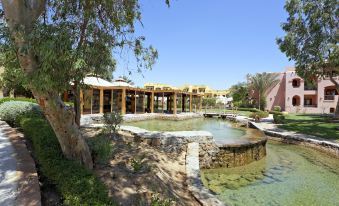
[
  {"x1": 0, "y1": 1, "x2": 161, "y2": 168},
  {"x1": 248, "y1": 72, "x2": 280, "y2": 110},
  {"x1": 277, "y1": 0, "x2": 338, "y2": 118},
  {"x1": 229, "y1": 82, "x2": 249, "y2": 107},
  {"x1": 119, "y1": 75, "x2": 134, "y2": 85}
]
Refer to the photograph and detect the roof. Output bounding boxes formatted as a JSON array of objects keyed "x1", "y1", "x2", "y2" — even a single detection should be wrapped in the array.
[{"x1": 83, "y1": 77, "x2": 134, "y2": 88}]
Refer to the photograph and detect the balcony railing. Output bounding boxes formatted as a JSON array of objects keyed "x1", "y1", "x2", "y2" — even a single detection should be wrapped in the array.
[{"x1": 324, "y1": 95, "x2": 335, "y2": 100}]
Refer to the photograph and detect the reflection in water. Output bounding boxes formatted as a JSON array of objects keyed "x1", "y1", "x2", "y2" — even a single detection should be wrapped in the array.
[
  {"x1": 202, "y1": 141, "x2": 339, "y2": 206},
  {"x1": 125, "y1": 118, "x2": 263, "y2": 144}
]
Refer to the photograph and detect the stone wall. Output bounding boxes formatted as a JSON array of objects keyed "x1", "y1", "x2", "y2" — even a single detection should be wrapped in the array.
[
  {"x1": 120, "y1": 125, "x2": 267, "y2": 169},
  {"x1": 81, "y1": 112, "x2": 203, "y2": 126},
  {"x1": 203, "y1": 139, "x2": 267, "y2": 169}
]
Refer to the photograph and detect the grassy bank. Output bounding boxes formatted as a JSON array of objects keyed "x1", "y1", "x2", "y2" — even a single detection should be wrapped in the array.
[{"x1": 278, "y1": 114, "x2": 339, "y2": 141}]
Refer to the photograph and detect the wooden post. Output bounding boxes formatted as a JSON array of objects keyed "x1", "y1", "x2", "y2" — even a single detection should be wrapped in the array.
[
  {"x1": 162, "y1": 92, "x2": 164, "y2": 113},
  {"x1": 90, "y1": 89, "x2": 93, "y2": 114},
  {"x1": 151, "y1": 92, "x2": 154, "y2": 113},
  {"x1": 111, "y1": 89, "x2": 113, "y2": 113},
  {"x1": 121, "y1": 88, "x2": 126, "y2": 115},
  {"x1": 99, "y1": 88, "x2": 104, "y2": 113},
  {"x1": 134, "y1": 91, "x2": 137, "y2": 114},
  {"x1": 199, "y1": 96, "x2": 202, "y2": 112},
  {"x1": 173, "y1": 92, "x2": 177, "y2": 114},
  {"x1": 142, "y1": 91, "x2": 145, "y2": 113},
  {"x1": 80, "y1": 89, "x2": 84, "y2": 115},
  {"x1": 189, "y1": 93, "x2": 193, "y2": 112}
]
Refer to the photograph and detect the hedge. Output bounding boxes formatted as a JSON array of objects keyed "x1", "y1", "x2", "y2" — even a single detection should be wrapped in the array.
[
  {"x1": 19, "y1": 117, "x2": 115, "y2": 206},
  {"x1": 0, "y1": 97, "x2": 37, "y2": 105},
  {"x1": 0, "y1": 101, "x2": 42, "y2": 126},
  {"x1": 237, "y1": 108, "x2": 260, "y2": 112}
]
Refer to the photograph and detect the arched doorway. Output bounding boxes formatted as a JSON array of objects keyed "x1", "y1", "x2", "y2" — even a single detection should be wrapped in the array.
[{"x1": 292, "y1": 95, "x2": 300, "y2": 106}]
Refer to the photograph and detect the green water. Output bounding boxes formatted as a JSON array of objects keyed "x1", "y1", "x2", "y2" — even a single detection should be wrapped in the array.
[
  {"x1": 126, "y1": 118, "x2": 339, "y2": 205},
  {"x1": 202, "y1": 141, "x2": 339, "y2": 206},
  {"x1": 125, "y1": 118, "x2": 261, "y2": 144}
]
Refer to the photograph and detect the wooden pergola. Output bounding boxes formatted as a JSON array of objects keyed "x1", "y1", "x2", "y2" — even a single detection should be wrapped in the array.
[{"x1": 63, "y1": 85, "x2": 203, "y2": 115}]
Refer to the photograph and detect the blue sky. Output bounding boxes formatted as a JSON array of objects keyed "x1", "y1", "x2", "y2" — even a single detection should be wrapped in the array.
[{"x1": 113, "y1": 0, "x2": 293, "y2": 90}]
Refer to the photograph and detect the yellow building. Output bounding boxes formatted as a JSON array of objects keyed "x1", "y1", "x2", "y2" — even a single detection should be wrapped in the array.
[{"x1": 144, "y1": 83, "x2": 229, "y2": 98}]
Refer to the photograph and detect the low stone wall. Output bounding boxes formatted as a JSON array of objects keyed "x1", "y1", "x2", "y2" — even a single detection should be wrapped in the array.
[
  {"x1": 250, "y1": 122, "x2": 339, "y2": 158},
  {"x1": 81, "y1": 112, "x2": 203, "y2": 125},
  {"x1": 186, "y1": 143, "x2": 226, "y2": 206},
  {"x1": 119, "y1": 125, "x2": 267, "y2": 169},
  {"x1": 204, "y1": 139, "x2": 267, "y2": 169}
]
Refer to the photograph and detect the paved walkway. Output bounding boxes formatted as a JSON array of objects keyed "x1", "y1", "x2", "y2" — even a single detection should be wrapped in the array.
[{"x1": 0, "y1": 126, "x2": 18, "y2": 206}]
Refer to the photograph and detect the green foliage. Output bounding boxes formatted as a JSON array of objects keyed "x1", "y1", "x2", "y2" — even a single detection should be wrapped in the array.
[
  {"x1": 273, "y1": 106, "x2": 281, "y2": 112},
  {"x1": 202, "y1": 97, "x2": 217, "y2": 107},
  {"x1": 229, "y1": 82, "x2": 250, "y2": 107},
  {"x1": 19, "y1": 117, "x2": 114, "y2": 206},
  {"x1": 103, "y1": 111, "x2": 123, "y2": 137},
  {"x1": 87, "y1": 134, "x2": 113, "y2": 165},
  {"x1": 0, "y1": 97, "x2": 37, "y2": 105},
  {"x1": 131, "y1": 154, "x2": 146, "y2": 173},
  {"x1": 249, "y1": 111, "x2": 269, "y2": 121},
  {"x1": 273, "y1": 114, "x2": 285, "y2": 124},
  {"x1": 277, "y1": 0, "x2": 338, "y2": 79},
  {"x1": 0, "y1": 1, "x2": 159, "y2": 94},
  {"x1": 0, "y1": 101, "x2": 41, "y2": 126},
  {"x1": 237, "y1": 108, "x2": 260, "y2": 112},
  {"x1": 248, "y1": 72, "x2": 280, "y2": 110},
  {"x1": 269, "y1": 110, "x2": 283, "y2": 115},
  {"x1": 151, "y1": 193, "x2": 173, "y2": 206}
]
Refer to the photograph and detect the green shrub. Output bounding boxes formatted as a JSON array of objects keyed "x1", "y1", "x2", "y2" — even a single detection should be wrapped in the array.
[
  {"x1": 151, "y1": 193, "x2": 173, "y2": 206},
  {"x1": 0, "y1": 97, "x2": 37, "y2": 105},
  {"x1": 273, "y1": 106, "x2": 281, "y2": 112},
  {"x1": 273, "y1": 114, "x2": 285, "y2": 124},
  {"x1": 249, "y1": 111, "x2": 269, "y2": 121},
  {"x1": 237, "y1": 107, "x2": 260, "y2": 112},
  {"x1": 87, "y1": 134, "x2": 113, "y2": 164},
  {"x1": 0, "y1": 101, "x2": 42, "y2": 126},
  {"x1": 269, "y1": 110, "x2": 283, "y2": 115},
  {"x1": 103, "y1": 111, "x2": 123, "y2": 137},
  {"x1": 19, "y1": 117, "x2": 114, "y2": 206}
]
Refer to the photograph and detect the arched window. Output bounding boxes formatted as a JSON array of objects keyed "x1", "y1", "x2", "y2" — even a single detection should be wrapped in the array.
[{"x1": 292, "y1": 95, "x2": 300, "y2": 106}]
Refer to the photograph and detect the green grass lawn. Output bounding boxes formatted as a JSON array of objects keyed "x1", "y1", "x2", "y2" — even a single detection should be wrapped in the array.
[{"x1": 279, "y1": 114, "x2": 339, "y2": 141}]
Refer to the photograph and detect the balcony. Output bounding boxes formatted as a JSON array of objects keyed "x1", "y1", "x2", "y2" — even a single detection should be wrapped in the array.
[
  {"x1": 304, "y1": 85, "x2": 317, "y2": 91},
  {"x1": 324, "y1": 95, "x2": 335, "y2": 101}
]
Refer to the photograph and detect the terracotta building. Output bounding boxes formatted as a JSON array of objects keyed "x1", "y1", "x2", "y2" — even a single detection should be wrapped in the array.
[{"x1": 258, "y1": 68, "x2": 338, "y2": 114}]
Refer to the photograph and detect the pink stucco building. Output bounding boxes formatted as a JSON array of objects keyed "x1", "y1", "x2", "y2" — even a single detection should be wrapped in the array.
[{"x1": 263, "y1": 68, "x2": 338, "y2": 114}]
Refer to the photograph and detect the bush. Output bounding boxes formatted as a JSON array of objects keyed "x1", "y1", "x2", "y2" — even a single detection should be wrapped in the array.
[
  {"x1": 273, "y1": 106, "x2": 281, "y2": 112},
  {"x1": 269, "y1": 110, "x2": 283, "y2": 115},
  {"x1": 103, "y1": 111, "x2": 123, "y2": 137},
  {"x1": 237, "y1": 107, "x2": 260, "y2": 112},
  {"x1": 0, "y1": 97, "x2": 37, "y2": 105},
  {"x1": 19, "y1": 117, "x2": 114, "y2": 206},
  {"x1": 87, "y1": 134, "x2": 113, "y2": 164},
  {"x1": 0, "y1": 101, "x2": 42, "y2": 126},
  {"x1": 249, "y1": 111, "x2": 269, "y2": 121},
  {"x1": 273, "y1": 114, "x2": 285, "y2": 124}
]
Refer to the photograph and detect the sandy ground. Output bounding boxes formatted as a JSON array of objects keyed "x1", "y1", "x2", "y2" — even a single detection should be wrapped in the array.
[
  {"x1": 0, "y1": 127, "x2": 18, "y2": 206},
  {"x1": 82, "y1": 128, "x2": 200, "y2": 206}
]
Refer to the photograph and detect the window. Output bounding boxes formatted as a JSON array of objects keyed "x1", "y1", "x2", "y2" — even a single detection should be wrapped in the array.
[
  {"x1": 292, "y1": 79, "x2": 300, "y2": 88},
  {"x1": 292, "y1": 95, "x2": 300, "y2": 106}
]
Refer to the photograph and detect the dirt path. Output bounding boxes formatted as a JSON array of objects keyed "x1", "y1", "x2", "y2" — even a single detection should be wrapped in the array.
[{"x1": 82, "y1": 128, "x2": 200, "y2": 206}]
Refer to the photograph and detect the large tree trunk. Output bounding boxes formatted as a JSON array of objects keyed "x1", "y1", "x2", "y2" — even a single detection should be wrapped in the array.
[
  {"x1": 34, "y1": 91, "x2": 93, "y2": 168},
  {"x1": 329, "y1": 75, "x2": 339, "y2": 119},
  {"x1": 2, "y1": 0, "x2": 93, "y2": 169}
]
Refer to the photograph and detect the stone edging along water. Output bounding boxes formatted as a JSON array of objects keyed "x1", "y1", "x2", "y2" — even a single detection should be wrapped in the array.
[
  {"x1": 81, "y1": 112, "x2": 203, "y2": 125},
  {"x1": 186, "y1": 142, "x2": 226, "y2": 206},
  {"x1": 0, "y1": 121, "x2": 41, "y2": 206},
  {"x1": 249, "y1": 121, "x2": 339, "y2": 158}
]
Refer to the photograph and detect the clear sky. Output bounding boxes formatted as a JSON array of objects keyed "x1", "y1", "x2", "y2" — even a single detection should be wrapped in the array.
[{"x1": 113, "y1": 0, "x2": 293, "y2": 90}]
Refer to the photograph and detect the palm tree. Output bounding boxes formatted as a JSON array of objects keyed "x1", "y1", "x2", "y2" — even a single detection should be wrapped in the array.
[
  {"x1": 248, "y1": 72, "x2": 280, "y2": 110},
  {"x1": 118, "y1": 75, "x2": 134, "y2": 85}
]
